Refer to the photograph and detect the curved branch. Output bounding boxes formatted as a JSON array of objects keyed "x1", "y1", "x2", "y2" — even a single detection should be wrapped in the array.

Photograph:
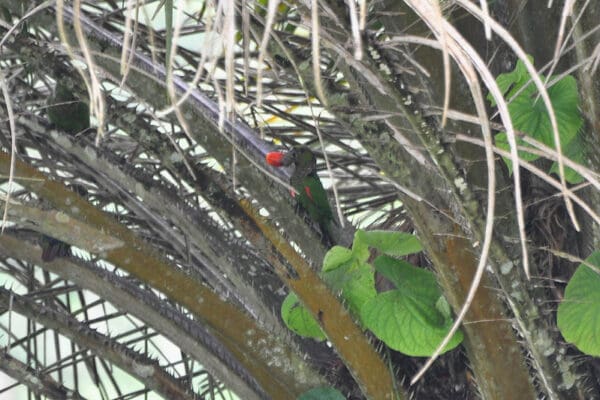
[
  {"x1": 0, "y1": 351, "x2": 85, "y2": 400},
  {"x1": 0, "y1": 287, "x2": 196, "y2": 400}
]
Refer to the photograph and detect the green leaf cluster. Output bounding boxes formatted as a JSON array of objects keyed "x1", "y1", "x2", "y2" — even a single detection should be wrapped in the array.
[
  {"x1": 557, "y1": 251, "x2": 600, "y2": 356},
  {"x1": 281, "y1": 230, "x2": 463, "y2": 356},
  {"x1": 488, "y1": 57, "x2": 584, "y2": 183}
]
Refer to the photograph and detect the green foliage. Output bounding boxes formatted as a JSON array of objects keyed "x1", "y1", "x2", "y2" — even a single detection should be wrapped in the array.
[
  {"x1": 322, "y1": 246, "x2": 353, "y2": 272},
  {"x1": 297, "y1": 386, "x2": 345, "y2": 400},
  {"x1": 361, "y1": 256, "x2": 463, "y2": 356},
  {"x1": 354, "y1": 230, "x2": 423, "y2": 258},
  {"x1": 281, "y1": 229, "x2": 463, "y2": 357},
  {"x1": 281, "y1": 292, "x2": 326, "y2": 340},
  {"x1": 321, "y1": 254, "x2": 377, "y2": 325},
  {"x1": 557, "y1": 251, "x2": 600, "y2": 356},
  {"x1": 488, "y1": 57, "x2": 584, "y2": 183},
  {"x1": 548, "y1": 137, "x2": 586, "y2": 184}
]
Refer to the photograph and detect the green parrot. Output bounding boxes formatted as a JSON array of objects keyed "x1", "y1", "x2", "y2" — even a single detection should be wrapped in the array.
[
  {"x1": 47, "y1": 81, "x2": 90, "y2": 135},
  {"x1": 266, "y1": 146, "x2": 334, "y2": 245}
]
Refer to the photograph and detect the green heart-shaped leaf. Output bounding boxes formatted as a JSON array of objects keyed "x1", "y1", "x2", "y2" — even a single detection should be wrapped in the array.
[
  {"x1": 355, "y1": 230, "x2": 422, "y2": 258},
  {"x1": 557, "y1": 251, "x2": 600, "y2": 356},
  {"x1": 322, "y1": 245, "x2": 353, "y2": 272},
  {"x1": 361, "y1": 255, "x2": 462, "y2": 356},
  {"x1": 374, "y1": 255, "x2": 440, "y2": 302},
  {"x1": 321, "y1": 257, "x2": 376, "y2": 324},
  {"x1": 361, "y1": 290, "x2": 463, "y2": 357},
  {"x1": 281, "y1": 292, "x2": 326, "y2": 341},
  {"x1": 489, "y1": 57, "x2": 584, "y2": 184},
  {"x1": 488, "y1": 57, "x2": 534, "y2": 106},
  {"x1": 548, "y1": 134, "x2": 585, "y2": 184},
  {"x1": 494, "y1": 132, "x2": 541, "y2": 176},
  {"x1": 351, "y1": 230, "x2": 371, "y2": 264}
]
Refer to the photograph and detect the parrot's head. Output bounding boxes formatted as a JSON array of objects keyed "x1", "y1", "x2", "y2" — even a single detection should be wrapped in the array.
[{"x1": 265, "y1": 146, "x2": 316, "y2": 173}]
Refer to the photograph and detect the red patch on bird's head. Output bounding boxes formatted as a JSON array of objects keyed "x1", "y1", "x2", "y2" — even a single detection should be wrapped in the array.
[{"x1": 266, "y1": 151, "x2": 285, "y2": 167}]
